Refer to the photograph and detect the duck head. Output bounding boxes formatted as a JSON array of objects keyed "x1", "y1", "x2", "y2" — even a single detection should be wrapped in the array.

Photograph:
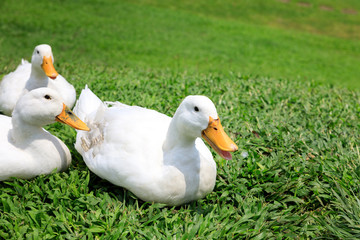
[
  {"x1": 174, "y1": 95, "x2": 238, "y2": 160},
  {"x1": 31, "y1": 44, "x2": 59, "y2": 80},
  {"x1": 13, "y1": 88, "x2": 89, "y2": 131}
]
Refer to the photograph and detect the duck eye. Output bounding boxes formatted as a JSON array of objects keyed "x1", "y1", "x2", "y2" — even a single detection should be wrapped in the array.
[
  {"x1": 194, "y1": 106, "x2": 199, "y2": 112},
  {"x1": 36, "y1": 50, "x2": 40, "y2": 54},
  {"x1": 44, "y1": 95, "x2": 51, "y2": 100}
]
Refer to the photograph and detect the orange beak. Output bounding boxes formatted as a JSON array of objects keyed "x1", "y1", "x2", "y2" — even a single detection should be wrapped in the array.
[
  {"x1": 201, "y1": 116, "x2": 238, "y2": 160},
  {"x1": 41, "y1": 56, "x2": 58, "y2": 79},
  {"x1": 55, "y1": 103, "x2": 90, "y2": 131}
]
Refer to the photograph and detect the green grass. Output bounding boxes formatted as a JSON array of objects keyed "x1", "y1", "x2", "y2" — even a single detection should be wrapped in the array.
[
  {"x1": 0, "y1": 0, "x2": 359, "y2": 88},
  {"x1": 1, "y1": 67, "x2": 359, "y2": 238},
  {"x1": 129, "y1": 0, "x2": 360, "y2": 39},
  {"x1": 0, "y1": 0, "x2": 360, "y2": 238}
]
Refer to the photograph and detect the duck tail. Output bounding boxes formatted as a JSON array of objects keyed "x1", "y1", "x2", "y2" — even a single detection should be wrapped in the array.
[
  {"x1": 74, "y1": 85, "x2": 106, "y2": 156},
  {"x1": 21, "y1": 59, "x2": 30, "y2": 65},
  {"x1": 73, "y1": 85, "x2": 106, "y2": 123}
]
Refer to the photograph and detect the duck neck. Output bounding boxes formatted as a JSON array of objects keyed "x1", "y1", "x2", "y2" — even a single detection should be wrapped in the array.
[
  {"x1": 10, "y1": 112, "x2": 42, "y2": 145},
  {"x1": 163, "y1": 117, "x2": 196, "y2": 152},
  {"x1": 26, "y1": 65, "x2": 49, "y2": 91}
]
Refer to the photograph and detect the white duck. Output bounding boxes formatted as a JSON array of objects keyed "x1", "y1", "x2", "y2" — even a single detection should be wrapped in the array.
[
  {"x1": 0, "y1": 87, "x2": 89, "y2": 181},
  {"x1": 74, "y1": 86, "x2": 238, "y2": 206},
  {"x1": 0, "y1": 44, "x2": 76, "y2": 116}
]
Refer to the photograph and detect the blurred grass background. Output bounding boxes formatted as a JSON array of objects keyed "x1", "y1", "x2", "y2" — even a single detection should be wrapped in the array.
[{"x1": 0, "y1": 0, "x2": 359, "y2": 88}]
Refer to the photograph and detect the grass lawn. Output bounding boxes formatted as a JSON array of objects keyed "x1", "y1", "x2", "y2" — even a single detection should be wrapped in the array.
[
  {"x1": 0, "y1": 0, "x2": 360, "y2": 238},
  {"x1": 0, "y1": 0, "x2": 359, "y2": 88}
]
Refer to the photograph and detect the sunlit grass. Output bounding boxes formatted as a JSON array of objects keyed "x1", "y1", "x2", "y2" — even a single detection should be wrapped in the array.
[
  {"x1": 0, "y1": 0, "x2": 360, "y2": 238},
  {"x1": 1, "y1": 66, "x2": 359, "y2": 238},
  {"x1": 0, "y1": 0, "x2": 359, "y2": 88}
]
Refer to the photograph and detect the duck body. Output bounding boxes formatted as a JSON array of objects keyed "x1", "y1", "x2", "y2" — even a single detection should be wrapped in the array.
[
  {"x1": 0, "y1": 114, "x2": 71, "y2": 180},
  {"x1": 74, "y1": 87, "x2": 237, "y2": 206},
  {"x1": 0, "y1": 45, "x2": 76, "y2": 116},
  {"x1": 0, "y1": 87, "x2": 89, "y2": 181},
  {"x1": 77, "y1": 105, "x2": 216, "y2": 205},
  {"x1": 0, "y1": 60, "x2": 30, "y2": 116}
]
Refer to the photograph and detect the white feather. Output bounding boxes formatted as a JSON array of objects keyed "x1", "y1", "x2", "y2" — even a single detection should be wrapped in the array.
[
  {"x1": 74, "y1": 87, "x2": 224, "y2": 206},
  {"x1": 0, "y1": 44, "x2": 76, "y2": 116},
  {"x1": 0, "y1": 88, "x2": 74, "y2": 181}
]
